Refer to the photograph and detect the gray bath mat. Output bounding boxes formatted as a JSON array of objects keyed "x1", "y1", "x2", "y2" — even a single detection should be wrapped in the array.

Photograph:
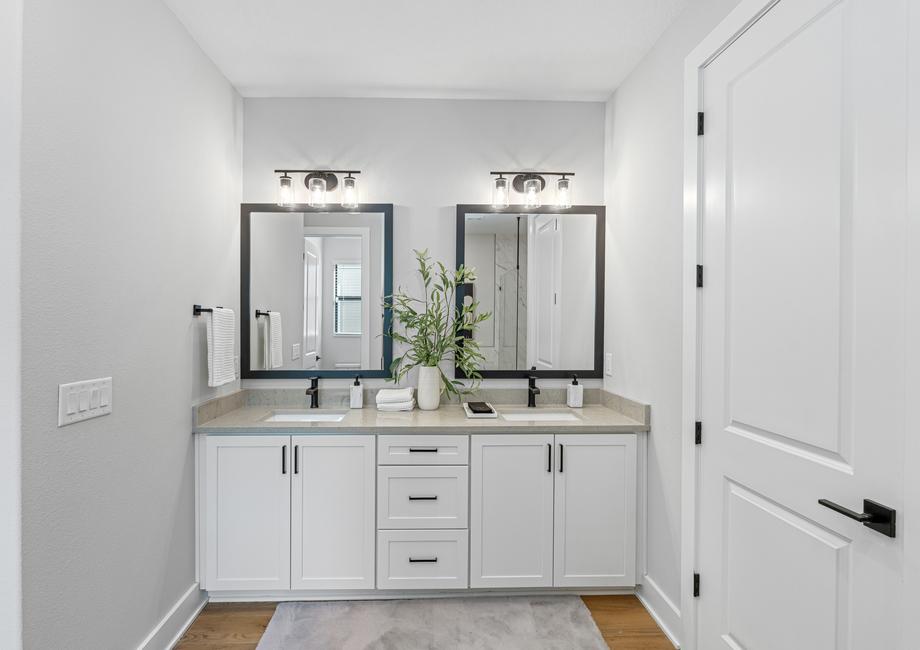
[{"x1": 256, "y1": 595, "x2": 608, "y2": 650}]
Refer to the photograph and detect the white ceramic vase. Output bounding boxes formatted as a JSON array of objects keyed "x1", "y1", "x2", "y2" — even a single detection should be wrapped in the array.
[{"x1": 416, "y1": 365, "x2": 442, "y2": 411}]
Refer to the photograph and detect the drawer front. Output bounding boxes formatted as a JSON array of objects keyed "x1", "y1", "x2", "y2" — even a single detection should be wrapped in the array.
[
  {"x1": 377, "y1": 435, "x2": 469, "y2": 465},
  {"x1": 377, "y1": 466, "x2": 469, "y2": 529},
  {"x1": 377, "y1": 529, "x2": 469, "y2": 590}
]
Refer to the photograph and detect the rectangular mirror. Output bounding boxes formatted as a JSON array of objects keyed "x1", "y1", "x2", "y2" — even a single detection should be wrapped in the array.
[
  {"x1": 455, "y1": 205, "x2": 604, "y2": 378},
  {"x1": 241, "y1": 204, "x2": 393, "y2": 378}
]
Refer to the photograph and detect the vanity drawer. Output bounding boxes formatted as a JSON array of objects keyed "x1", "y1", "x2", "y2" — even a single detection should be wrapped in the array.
[
  {"x1": 377, "y1": 435, "x2": 469, "y2": 465},
  {"x1": 377, "y1": 529, "x2": 469, "y2": 590},
  {"x1": 377, "y1": 465, "x2": 469, "y2": 529}
]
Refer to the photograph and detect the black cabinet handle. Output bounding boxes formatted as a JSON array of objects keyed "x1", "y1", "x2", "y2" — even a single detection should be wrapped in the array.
[
  {"x1": 294, "y1": 445, "x2": 299, "y2": 474},
  {"x1": 409, "y1": 447, "x2": 438, "y2": 453},
  {"x1": 818, "y1": 498, "x2": 896, "y2": 538},
  {"x1": 282, "y1": 445, "x2": 287, "y2": 475},
  {"x1": 409, "y1": 557, "x2": 438, "y2": 563},
  {"x1": 547, "y1": 443, "x2": 552, "y2": 472},
  {"x1": 559, "y1": 444, "x2": 564, "y2": 473},
  {"x1": 408, "y1": 495, "x2": 438, "y2": 501}
]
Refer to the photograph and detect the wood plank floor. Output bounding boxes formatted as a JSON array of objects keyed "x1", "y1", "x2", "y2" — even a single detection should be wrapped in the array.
[{"x1": 176, "y1": 595, "x2": 672, "y2": 649}]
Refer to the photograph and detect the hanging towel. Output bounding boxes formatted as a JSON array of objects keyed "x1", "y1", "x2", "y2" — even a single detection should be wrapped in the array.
[
  {"x1": 376, "y1": 399, "x2": 416, "y2": 412},
  {"x1": 376, "y1": 387, "x2": 415, "y2": 405},
  {"x1": 268, "y1": 311, "x2": 283, "y2": 369},
  {"x1": 206, "y1": 307, "x2": 235, "y2": 387}
]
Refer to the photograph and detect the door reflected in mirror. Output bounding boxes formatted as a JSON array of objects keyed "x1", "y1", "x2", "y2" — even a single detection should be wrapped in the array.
[
  {"x1": 249, "y1": 211, "x2": 387, "y2": 372},
  {"x1": 461, "y1": 210, "x2": 600, "y2": 374}
]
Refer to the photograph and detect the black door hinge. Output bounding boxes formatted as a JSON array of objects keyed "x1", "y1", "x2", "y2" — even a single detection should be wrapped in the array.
[
  {"x1": 693, "y1": 572, "x2": 700, "y2": 598},
  {"x1": 695, "y1": 421, "x2": 702, "y2": 445},
  {"x1": 697, "y1": 112, "x2": 704, "y2": 136},
  {"x1": 696, "y1": 265, "x2": 704, "y2": 288}
]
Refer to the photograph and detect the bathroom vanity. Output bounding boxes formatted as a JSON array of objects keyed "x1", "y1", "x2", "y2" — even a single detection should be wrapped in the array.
[{"x1": 194, "y1": 398, "x2": 647, "y2": 601}]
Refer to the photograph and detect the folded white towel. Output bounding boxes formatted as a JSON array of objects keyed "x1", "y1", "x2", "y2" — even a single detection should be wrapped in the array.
[
  {"x1": 206, "y1": 308, "x2": 235, "y2": 388},
  {"x1": 376, "y1": 387, "x2": 415, "y2": 404},
  {"x1": 268, "y1": 311, "x2": 283, "y2": 369},
  {"x1": 376, "y1": 399, "x2": 416, "y2": 412}
]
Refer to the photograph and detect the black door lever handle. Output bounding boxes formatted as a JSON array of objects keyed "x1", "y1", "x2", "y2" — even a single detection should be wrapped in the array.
[{"x1": 818, "y1": 498, "x2": 896, "y2": 538}]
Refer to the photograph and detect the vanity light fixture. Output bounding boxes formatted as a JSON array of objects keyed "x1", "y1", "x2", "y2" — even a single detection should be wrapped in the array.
[
  {"x1": 273, "y1": 170, "x2": 362, "y2": 208},
  {"x1": 488, "y1": 171, "x2": 574, "y2": 209},
  {"x1": 341, "y1": 174, "x2": 359, "y2": 209},
  {"x1": 492, "y1": 175, "x2": 510, "y2": 209},
  {"x1": 277, "y1": 173, "x2": 293, "y2": 206}
]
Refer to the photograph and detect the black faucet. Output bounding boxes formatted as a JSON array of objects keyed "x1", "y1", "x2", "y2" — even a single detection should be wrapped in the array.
[
  {"x1": 305, "y1": 377, "x2": 319, "y2": 408},
  {"x1": 528, "y1": 367, "x2": 540, "y2": 407}
]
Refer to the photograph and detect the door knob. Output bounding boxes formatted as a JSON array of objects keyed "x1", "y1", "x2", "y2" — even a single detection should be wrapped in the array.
[{"x1": 818, "y1": 498, "x2": 896, "y2": 538}]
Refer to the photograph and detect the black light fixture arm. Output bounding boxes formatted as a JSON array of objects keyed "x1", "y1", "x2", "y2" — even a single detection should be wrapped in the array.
[
  {"x1": 274, "y1": 169, "x2": 361, "y2": 175},
  {"x1": 489, "y1": 171, "x2": 574, "y2": 177}
]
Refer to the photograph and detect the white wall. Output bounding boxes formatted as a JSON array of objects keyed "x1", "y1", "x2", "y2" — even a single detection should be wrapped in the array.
[
  {"x1": 19, "y1": 0, "x2": 241, "y2": 647},
  {"x1": 242, "y1": 97, "x2": 606, "y2": 388},
  {"x1": 602, "y1": 0, "x2": 740, "y2": 641},
  {"x1": 0, "y1": 1, "x2": 23, "y2": 647}
]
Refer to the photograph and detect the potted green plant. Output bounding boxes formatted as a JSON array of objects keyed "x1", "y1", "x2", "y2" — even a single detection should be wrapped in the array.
[{"x1": 387, "y1": 249, "x2": 491, "y2": 410}]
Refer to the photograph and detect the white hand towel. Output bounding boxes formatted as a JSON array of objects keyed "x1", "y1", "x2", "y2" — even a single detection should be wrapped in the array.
[
  {"x1": 206, "y1": 308, "x2": 235, "y2": 388},
  {"x1": 376, "y1": 387, "x2": 415, "y2": 404},
  {"x1": 376, "y1": 399, "x2": 416, "y2": 412},
  {"x1": 268, "y1": 311, "x2": 283, "y2": 369}
]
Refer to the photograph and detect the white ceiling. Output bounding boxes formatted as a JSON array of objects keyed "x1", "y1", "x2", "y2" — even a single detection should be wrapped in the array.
[{"x1": 164, "y1": 0, "x2": 689, "y2": 101}]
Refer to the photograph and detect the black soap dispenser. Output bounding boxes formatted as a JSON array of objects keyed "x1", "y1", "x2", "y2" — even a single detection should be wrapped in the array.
[
  {"x1": 350, "y1": 375, "x2": 363, "y2": 409},
  {"x1": 567, "y1": 374, "x2": 583, "y2": 408}
]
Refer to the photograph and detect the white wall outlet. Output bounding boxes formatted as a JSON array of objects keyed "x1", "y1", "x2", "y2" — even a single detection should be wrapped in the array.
[
  {"x1": 292, "y1": 343, "x2": 302, "y2": 360},
  {"x1": 58, "y1": 377, "x2": 112, "y2": 427},
  {"x1": 605, "y1": 353, "x2": 613, "y2": 376}
]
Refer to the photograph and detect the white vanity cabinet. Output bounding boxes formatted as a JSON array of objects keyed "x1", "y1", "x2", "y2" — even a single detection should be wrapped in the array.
[
  {"x1": 201, "y1": 433, "x2": 375, "y2": 592},
  {"x1": 470, "y1": 433, "x2": 637, "y2": 589},
  {"x1": 291, "y1": 435, "x2": 375, "y2": 590},
  {"x1": 204, "y1": 435, "x2": 291, "y2": 591}
]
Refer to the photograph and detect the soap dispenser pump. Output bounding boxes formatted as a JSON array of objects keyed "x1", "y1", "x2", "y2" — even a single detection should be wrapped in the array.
[
  {"x1": 350, "y1": 375, "x2": 363, "y2": 409},
  {"x1": 567, "y1": 374, "x2": 583, "y2": 408}
]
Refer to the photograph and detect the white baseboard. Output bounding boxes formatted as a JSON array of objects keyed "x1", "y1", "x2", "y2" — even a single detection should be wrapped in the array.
[
  {"x1": 636, "y1": 575, "x2": 681, "y2": 648},
  {"x1": 137, "y1": 583, "x2": 208, "y2": 650}
]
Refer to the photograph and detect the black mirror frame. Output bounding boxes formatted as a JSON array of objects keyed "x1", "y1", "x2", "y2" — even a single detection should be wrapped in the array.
[
  {"x1": 454, "y1": 204, "x2": 605, "y2": 379},
  {"x1": 241, "y1": 203, "x2": 394, "y2": 379}
]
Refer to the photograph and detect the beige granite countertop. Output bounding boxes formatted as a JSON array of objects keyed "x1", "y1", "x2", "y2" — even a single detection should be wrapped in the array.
[{"x1": 194, "y1": 403, "x2": 648, "y2": 435}]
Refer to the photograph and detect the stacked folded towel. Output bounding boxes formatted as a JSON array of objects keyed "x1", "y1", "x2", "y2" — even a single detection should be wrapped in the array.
[{"x1": 376, "y1": 387, "x2": 415, "y2": 412}]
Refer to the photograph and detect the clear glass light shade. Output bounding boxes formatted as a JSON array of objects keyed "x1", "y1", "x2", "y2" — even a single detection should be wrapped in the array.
[
  {"x1": 492, "y1": 177, "x2": 510, "y2": 209},
  {"x1": 308, "y1": 176, "x2": 327, "y2": 207},
  {"x1": 523, "y1": 178, "x2": 542, "y2": 209},
  {"x1": 277, "y1": 175, "x2": 293, "y2": 206},
  {"x1": 556, "y1": 177, "x2": 572, "y2": 209},
  {"x1": 341, "y1": 175, "x2": 359, "y2": 209}
]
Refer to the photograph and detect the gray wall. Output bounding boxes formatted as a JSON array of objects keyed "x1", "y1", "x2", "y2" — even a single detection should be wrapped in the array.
[
  {"x1": 0, "y1": 0, "x2": 22, "y2": 646},
  {"x1": 242, "y1": 97, "x2": 606, "y2": 388},
  {"x1": 602, "y1": 0, "x2": 740, "y2": 640},
  {"x1": 19, "y1": 0, "x2": 241, "y2": 647}
]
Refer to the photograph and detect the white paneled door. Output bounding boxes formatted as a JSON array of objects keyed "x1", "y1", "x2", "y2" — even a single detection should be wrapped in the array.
[
  {"x1": 302, "y1": 238, "x2": 320, "y2": 369},
  {"x1": 291, "y1": 435, "x2": 375, "y2": 590},
  {"x1": 697, "y1": 1, "x2": 908, "y2": 648}
]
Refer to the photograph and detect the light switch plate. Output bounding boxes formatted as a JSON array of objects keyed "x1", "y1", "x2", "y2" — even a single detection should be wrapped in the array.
[
  {"x1": 292, "y1": 343, "x2": 302, "y2": 360},
  {"x1": 605, "y1": 353, "x2": 613, "y2": 376},
  {"x1": 58, "y1": 377, "x2": 112, "y2": 427}
]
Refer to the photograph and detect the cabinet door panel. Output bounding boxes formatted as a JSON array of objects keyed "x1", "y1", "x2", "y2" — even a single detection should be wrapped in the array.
[
  {"x1": 291, "y1": 435, "x2": 375, "y2": 589},
  {"x1": 470, "y1": 434, "x2": 554, "y2": 588},
  {"x1": 205, "y1": 435, "x2": 290, "y2": 591},
  {"x1": 554, "y1": 433, "x2": 636, "y2": 587}
]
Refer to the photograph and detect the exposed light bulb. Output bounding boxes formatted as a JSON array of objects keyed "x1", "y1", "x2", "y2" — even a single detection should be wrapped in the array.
[
  {"x1": 556, "y1": 176, "x2": 572, "y2": 209},
  {"x1": 277, "y1": 174, "x2": 293, "y2": 206},
  {"x1": 492, "y1": 176, "x2": 510, "y2": 209},
  {"x1": 341, "y1": 175, "x2": 359, "y2": 209},
  {"x1": 307, "y1": 175, "x2": 326, "y2": 208},
  {"x1": 523, "y1": 177, "x2": 542, "y2": 209}
]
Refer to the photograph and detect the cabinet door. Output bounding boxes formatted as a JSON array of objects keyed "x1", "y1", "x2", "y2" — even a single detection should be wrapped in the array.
[
  {"x1": 291, "y1": 435, "x2": 375, "y2": 589},
  {"x1": 470, "y1": 434, "x2": 554, "y2": 588},
  {"x1": 554, "y1": 433, "x2": 636, "y2": 587},
  {"x1": 205, "y1": 435, "x2": 291, "y2": 591}
]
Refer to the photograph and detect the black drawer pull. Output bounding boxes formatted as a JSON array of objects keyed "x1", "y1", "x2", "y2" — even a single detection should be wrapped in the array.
[
  {"x1": 409, "y1": 557, "x2": 438, "y2": 563},
  {"x1": 408, "y1": 495, "x2": 439, "y2": 501},
  {"x1": 409, "y1": 447, "x2": 438, "y2": 453}
]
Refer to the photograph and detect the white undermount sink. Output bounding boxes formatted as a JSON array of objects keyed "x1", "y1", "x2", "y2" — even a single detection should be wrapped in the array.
[
  {"x1": 263, "y1": 410, "x2": 347, "y2": 423},
  {"x1": 500, "y1": 411, "x2": 581, "y2": 422}
]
